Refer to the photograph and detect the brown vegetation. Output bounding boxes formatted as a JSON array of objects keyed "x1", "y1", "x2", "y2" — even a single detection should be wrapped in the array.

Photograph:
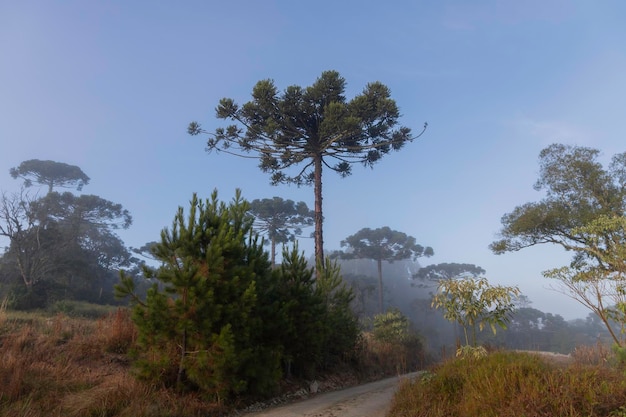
[
  {"x1": 389, "y1": 348, "x2": 626, "y2": 417},
  {"x1": 0, "y1": 308, "x2": 224, "y2": 417},
  {"x1": 0, "y1": 306, "x2": 425, "y2": 417}
]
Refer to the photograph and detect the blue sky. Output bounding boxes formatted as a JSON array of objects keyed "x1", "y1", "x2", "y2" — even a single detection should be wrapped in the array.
[{"x1": 1, "y1": 1, "x2": 625, "y2": 319}]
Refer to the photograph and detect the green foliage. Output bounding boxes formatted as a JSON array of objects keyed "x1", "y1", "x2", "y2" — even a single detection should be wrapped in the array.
[
  {"x1": 492, "y1": 144, "x2": 626, "y2": 348},
  {"x1": 315, "y1": 257, "x2": 360, "y2": 369},
  {"x1": 189, "y1": 70, "x2": 427, "y2": 267},
  {"x1": 431, "y1": 277, "x2": 520, "y2": 347},
  {"x1": 116, "y1": 191, "x2": 359, "y2": 402},
  {"x1": 117, "y1": 190, "x2": 279, "y2": 400},
  {"x1": 373, "y1": 309, "x2": 411, "y2": 344}
]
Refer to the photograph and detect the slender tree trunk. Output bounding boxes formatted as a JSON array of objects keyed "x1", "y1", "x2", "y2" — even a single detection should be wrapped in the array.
[
  {"x1": 313, "y1": 155, "x2": 324, "y2": 277},
  {"x1": 177, "y1": 289, "x2": 188, "y2": 388},
  {"x1": 377, "y1": 258, "x2": 384, "y2": 313},
  {"x1": 271, "y1": 237, "x2": 276, "y2": 268}
]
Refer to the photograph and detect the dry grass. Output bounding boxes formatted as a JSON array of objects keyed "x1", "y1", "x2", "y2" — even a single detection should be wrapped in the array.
[
  {"x1": 0, "y1": 307, "x2": 226, "y2": 417},
  {"x1": 389, "y1": 347, "x2": 626, "y2": 417},
  {"x1": 1, "y1": 307, "x2": 425, "y2": 416}
]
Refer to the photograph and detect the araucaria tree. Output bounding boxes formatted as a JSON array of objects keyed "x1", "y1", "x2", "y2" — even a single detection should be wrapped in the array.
[
  {"x1": 491, "y1": 144, "x2": 626, "y2": 346},
  {"x1": 189, "y1": 70, "x2": 427, "y2": 271},
  {"x1": 10, "y1": 159, "x2": 90, "y2": 194},
  {"x1": 414, "y1": 263, "x2": 486, "y2": 282},
  {"x1": 335, "y1": 226, "x2": 433, "y2": 312},
  {"x1": 249, "y1": 197, "x2": 314, "y2": 267}
]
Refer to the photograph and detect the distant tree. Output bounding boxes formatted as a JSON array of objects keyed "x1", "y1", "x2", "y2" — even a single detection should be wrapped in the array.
[
  {"x1": 432, "y1": 277, "x2": 520, "y2": 348},
  {"x1": 249, "y1": 197, "x2": 314, "y2": 267},
  {"x1": 10, "y1": 159, "x2": 90, "y2": 194},
  {"x1": 1, "y1": 162, "x2": 132, "y2": 307},
  {"x1": 414, "y1": 263, "x2": 485, "y2": 281},
  {"x1": 189, "y1": 70, "x2": 427, "y2": 272},
  {"x1": 490, "y1": 144, "x2": 626, "y2": 347},
  {"x1": 335, "y1": 227, "x2": 433, "y2": 313}
]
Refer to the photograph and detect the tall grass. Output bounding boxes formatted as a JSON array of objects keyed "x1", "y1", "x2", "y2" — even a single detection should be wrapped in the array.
[
  {"x1": 0, "y1": 307, "x2": 223, "y2": 417},
  {"x1": 0, "y1": 305, "x2": 425, "y2": 416},
  {"x1": 389, "y1": 350, "x2": 626, "y2": 417}
]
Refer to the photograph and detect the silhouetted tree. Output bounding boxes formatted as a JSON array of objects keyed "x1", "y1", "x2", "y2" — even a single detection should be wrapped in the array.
[
  {"x1": 414, "y1": 263, "x2": 485, "y2": 282},
  {"x1": 334, "y1": 227, "x2": 433, "y2": 312},
  {"x1": 10, "y1": 159, "x2": 90, "y2": 194},
  {"x1": 249, "y1": 197, "x2": 314, "y2": 267}
]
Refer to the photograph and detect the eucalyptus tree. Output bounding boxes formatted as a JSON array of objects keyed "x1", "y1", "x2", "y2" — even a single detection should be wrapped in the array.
[
  {"x1": 491, "y1": 143, "x2": 626, "y2": 346},
  {"x1": 335, "y1": 226, "x2": 433, "y2": 313},
  {"x1": 249, "y1": 197, "x2": 314, "y2": 267},
  {"x1": 189, "y1": 70, "x2": 427, "y2": 271},
  {"x1": 10, "y1": 159, "x2": 90, "y2": 194}
]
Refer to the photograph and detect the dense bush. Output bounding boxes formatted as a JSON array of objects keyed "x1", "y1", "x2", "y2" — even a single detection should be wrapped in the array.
[{"x1": 115, "y1": 190, "x2": 359, "y2": 403}]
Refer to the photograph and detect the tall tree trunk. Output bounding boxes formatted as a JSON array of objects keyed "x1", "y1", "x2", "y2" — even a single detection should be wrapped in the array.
[
  {"x1": 313, "y1": 155, "x2": 324, "y2": 277},
  {"x1": 271, "y1": 236, "x2": 276, "y2": 268},
  {"x1": 377, "y1": 258, "x2": 384, "y2": 313}
]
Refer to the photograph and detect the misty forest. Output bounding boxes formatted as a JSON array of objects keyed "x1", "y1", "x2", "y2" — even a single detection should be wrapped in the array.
[{"x1": 2, "y1": 71, "x2": 626, "y2": 407}]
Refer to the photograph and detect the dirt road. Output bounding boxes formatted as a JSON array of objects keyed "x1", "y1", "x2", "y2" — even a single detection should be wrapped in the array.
[{"x1": 242, "y1": 373, "x2": 419, "y2": 417}]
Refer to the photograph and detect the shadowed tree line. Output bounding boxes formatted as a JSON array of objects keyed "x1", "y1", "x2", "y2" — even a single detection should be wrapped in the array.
[{"x1": 0, "y1": 159, "x2": 136, "y2": 308}]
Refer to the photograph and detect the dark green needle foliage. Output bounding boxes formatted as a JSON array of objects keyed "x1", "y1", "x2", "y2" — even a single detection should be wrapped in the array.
[
  {"x1": 116, "y1": 190, "x2": 359, "y2": 403},
  {"x1": 189, "y1": 70, "x2": 426, "y2": 269},
  {"x1": 116, "y1": 190, "x2": 280, "y2": 401}
]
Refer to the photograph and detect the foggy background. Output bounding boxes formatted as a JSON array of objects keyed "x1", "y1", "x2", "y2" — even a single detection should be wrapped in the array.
[{"x1": 2, "y1": 1, "x2": 626, "y2": 320}]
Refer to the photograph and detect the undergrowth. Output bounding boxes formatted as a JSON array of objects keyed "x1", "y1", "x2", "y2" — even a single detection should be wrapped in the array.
[
  {"x1": 389, "y1": 349, "x2": 626, "y2": 417},
  {"x1": 0, "y1": 305, "x2": 425, "y2": 416}
]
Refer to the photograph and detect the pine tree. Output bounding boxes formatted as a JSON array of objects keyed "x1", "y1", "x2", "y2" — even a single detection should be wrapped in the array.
[{"x1": 116, "y1": 190, "x2": 281, "y2": 400}]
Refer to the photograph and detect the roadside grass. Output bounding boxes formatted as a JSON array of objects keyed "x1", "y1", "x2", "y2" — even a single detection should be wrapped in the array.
[
  {"x1": 0, "y1": 306, "x2": 224, "y2": 417},
  {"x1": 389, "y1": 348, "x2": 626, "y2": 417},
  {"x1": 0, "y1": 304, "x2": 426, "y2": 417}
]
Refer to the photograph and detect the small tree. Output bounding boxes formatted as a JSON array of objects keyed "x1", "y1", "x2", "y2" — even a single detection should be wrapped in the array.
[
  {"x1": 431, "y1": 277, "x2": 520, "y2": 348},
  {"x1": 335, "y1": 226, "x2": 433, "y2": 312},
  {"x1": 116, "y1": 190, "x2": 280, "y2": 400},
  {"x1": 249, "y1": 197, "x2": 314, "y2": 267}
]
